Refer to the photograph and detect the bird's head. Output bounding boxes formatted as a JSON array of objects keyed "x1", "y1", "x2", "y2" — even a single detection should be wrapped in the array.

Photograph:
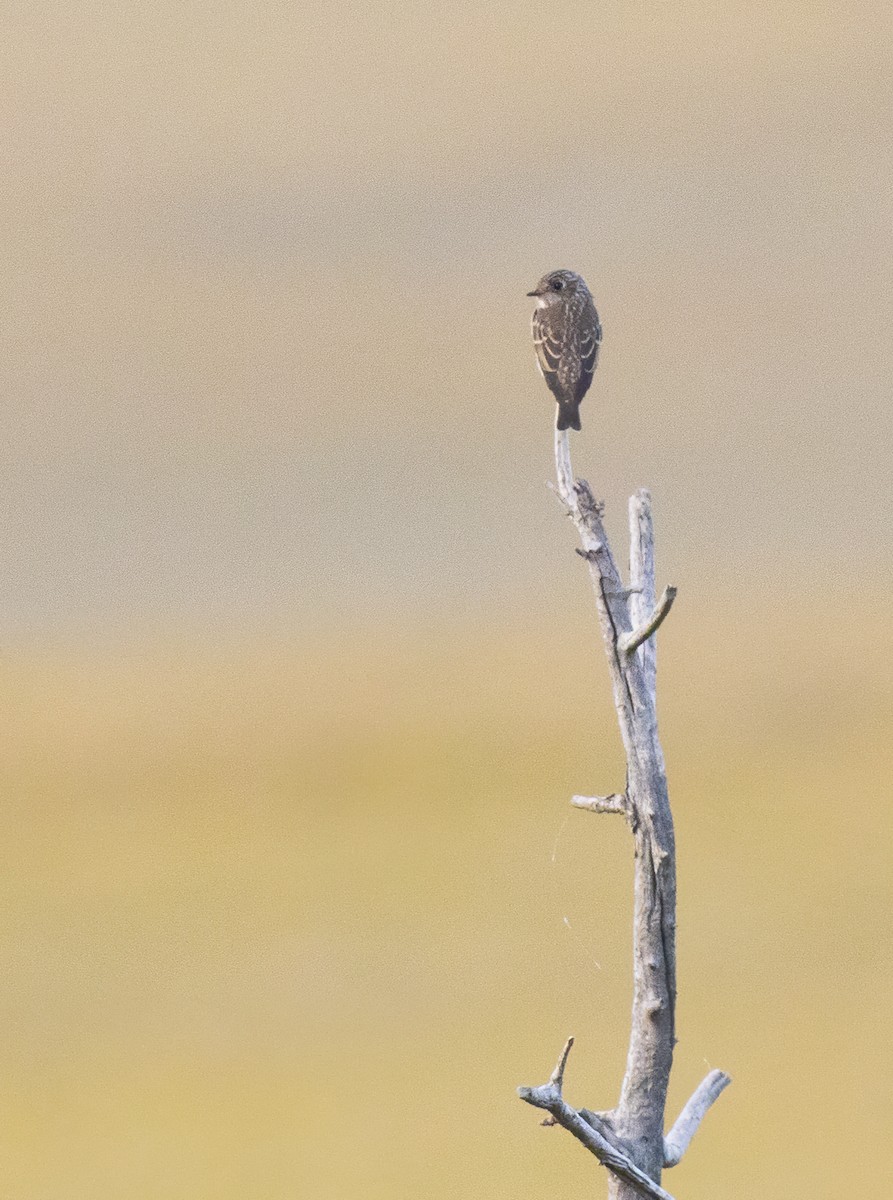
[{"x1": 527, "y1": 269, "x2": 589, "y2": 306}]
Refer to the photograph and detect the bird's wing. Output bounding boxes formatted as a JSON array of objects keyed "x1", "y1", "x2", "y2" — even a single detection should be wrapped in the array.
[
  {"x1": 531, "y1": 308, "x2": 564, "y2": 398},
  {"x1": 575, "y1": 308, "x2": 602, "y2": 403}
]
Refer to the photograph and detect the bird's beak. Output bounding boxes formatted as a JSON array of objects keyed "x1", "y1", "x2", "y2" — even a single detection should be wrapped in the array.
[{"x1": 527, "y1": 288, "x2": 542, "y2": 297}]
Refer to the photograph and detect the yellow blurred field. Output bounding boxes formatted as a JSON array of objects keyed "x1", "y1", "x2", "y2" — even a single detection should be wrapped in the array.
[{"x1": 2, "y1": 594, "x2": 890, "y2": 1198}]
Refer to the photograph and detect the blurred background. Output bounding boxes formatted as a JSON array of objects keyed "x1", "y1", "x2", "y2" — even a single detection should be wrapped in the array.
[{"x1": 2, "y1": 1, "x2": 891, "y2": 1196}]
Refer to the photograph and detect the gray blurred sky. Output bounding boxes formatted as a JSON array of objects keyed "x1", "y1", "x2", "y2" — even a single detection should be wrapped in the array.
[{"x1": 3, "y1": 0, "x2": 891, "y2": 637}]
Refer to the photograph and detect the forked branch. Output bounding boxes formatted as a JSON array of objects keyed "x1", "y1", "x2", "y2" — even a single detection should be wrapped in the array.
[
  {"x1": 519, "y1": 426, "x2": 729, "y2": 1199},
  {"x1": 518, "y1": 1040, "x2": 678, "y2": 1200}
]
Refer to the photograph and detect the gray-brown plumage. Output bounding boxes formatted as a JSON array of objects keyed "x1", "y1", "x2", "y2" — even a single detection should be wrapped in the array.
[{"x1": 528, "y1": 269, "x2": 602, "y2": 431}]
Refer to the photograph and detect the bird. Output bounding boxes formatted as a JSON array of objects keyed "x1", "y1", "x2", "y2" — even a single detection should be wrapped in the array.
[{"x1": 527, "y1": 269, "x2": 602, "y2": 431}]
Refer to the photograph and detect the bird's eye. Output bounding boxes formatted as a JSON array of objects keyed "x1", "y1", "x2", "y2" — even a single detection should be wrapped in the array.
[{"x1": 551, "y1": 278, "x2": 564, "y2": 290}]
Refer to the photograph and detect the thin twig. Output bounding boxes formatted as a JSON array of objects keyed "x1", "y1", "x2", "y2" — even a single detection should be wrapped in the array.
[
  {"x1": 550, "y1": 1036, "x2": 575, "y2": 1089},
  {"x1": 663, "y1": 1069, "x2": 732, "y2": 1167},
  {"x1": 618, "y1": 586, "x2": 677, "y2": 655},
  {"x1": 571, "y1": 794, "x2": 627, "y2": 814}
]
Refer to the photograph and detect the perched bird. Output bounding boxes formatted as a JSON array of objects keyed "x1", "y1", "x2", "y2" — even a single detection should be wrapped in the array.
[{"x1": 528, "y1": 269, "x2": 602, "y2": 431}]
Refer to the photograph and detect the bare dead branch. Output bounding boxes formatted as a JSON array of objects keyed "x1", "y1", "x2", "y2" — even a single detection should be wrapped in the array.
[
  {"x1": 519, "y1": 425, "x2": 729, "y2": 1199},
  {"x1": 579, "y1": 1108, "x2": 629, "y2": 1154},
  {"x1": 663, "y1": 1069, "x2": 732, "y2": 1167},
  {"x1": 546, "y1": 479, "x2": 575, "y2": 515},
  {"x1": 549, "y1": 1036, "x2": 575, "y2": 1090},
  {"x1": 571, "y1": 793, "x2": 627, "y2": 814},
  {"x1": 628, "y1": 490, "x2": 657, "y2": 692},
  {"x1": 518, "y1": 1040, "x2": 678, "y2": 1200},
  {"x1": 554, "y1": 426, "x2": 577, "y2": 510},
  {"x1": 618, "y1": 586, "x2": 677, "y2": 656}
]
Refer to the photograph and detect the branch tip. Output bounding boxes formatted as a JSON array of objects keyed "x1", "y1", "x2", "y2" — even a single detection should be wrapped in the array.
[{"x1": 549, "y1": 1036, "x2": 575, "y2": 1091}]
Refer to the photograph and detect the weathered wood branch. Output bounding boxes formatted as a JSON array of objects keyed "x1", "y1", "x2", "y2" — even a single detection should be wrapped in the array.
[
  {"x1": 518, "y1": 1040, "x2": 678, "y2": 1200},
  {"x1": 571, "y1": 793, "x2": 628, "y2": 814},
  {"x1": 663, "y1": 1069, "x2": 732, "y2": 1167},
  {"x1": 619, "y1": 586, "x2": 677, "y2": 656},
  {"x1": 519, "y1": 426, "x2": 729, "y2": 1198}
]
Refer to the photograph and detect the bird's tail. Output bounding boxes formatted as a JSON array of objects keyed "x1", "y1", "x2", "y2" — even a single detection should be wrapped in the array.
[{"x1": 556, "y1": 404, "x2": 582, "y2": 432}]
